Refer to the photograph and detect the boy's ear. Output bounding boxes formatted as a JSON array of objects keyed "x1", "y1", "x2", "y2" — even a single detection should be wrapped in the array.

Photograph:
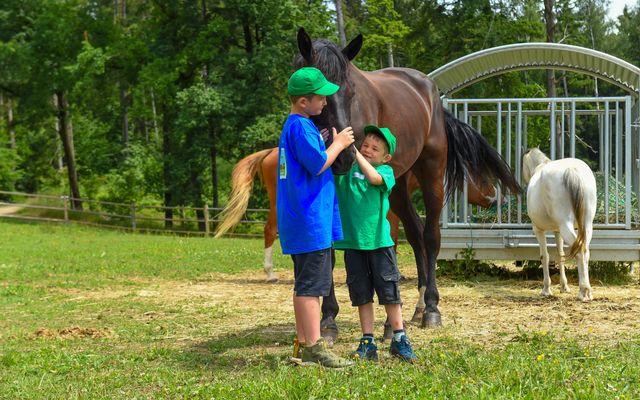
[
  {"x1": 342, "y1": 34, "x2": 363, "y2": 61},
  {"x1": 383, "y1": 154, "x2": 392, "y2": 163},
  {"x1": 297, "y1": 28, "x2": 314, "y2": 64}
]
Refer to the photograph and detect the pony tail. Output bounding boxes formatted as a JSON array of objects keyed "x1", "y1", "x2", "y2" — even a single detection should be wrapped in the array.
[
  {"x1": 563, "y1": 168, "x2": 587, "y2": 258},
  {"x1": 214, "y1": 149, "x2": 273, "y2": 238}
]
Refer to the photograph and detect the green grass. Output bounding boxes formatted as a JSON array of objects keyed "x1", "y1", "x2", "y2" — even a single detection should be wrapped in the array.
[{"x1": 1, "y1": 220, "x2": 639, "y2": 399}]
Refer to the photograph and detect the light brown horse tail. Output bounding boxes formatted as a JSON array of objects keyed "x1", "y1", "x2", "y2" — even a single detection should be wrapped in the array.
[
  {"x1": 214, "y1": 148, "x2": 273, "y2": 238},
  {"x1": 563, "y1": 167, "x2": 587, "y2": 258}
]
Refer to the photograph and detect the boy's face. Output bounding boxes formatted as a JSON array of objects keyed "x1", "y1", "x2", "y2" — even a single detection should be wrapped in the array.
[
  {"x1": 360, "y1": 134, "x2": 391, "y2": 166},
  {"x1": 300, "y1": 95, "x2": 327, "y2": 116}
]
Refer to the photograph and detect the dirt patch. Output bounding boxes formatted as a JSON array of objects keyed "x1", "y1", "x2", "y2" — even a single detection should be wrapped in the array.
[
  {"x1": 47, "y1": 265, "x2": 640, "y2": 349},
  {"x1": 33, "y1": 326, "x2": 114, "y2": 340}
]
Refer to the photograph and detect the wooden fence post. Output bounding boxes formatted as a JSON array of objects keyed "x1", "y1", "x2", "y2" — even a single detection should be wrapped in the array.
[
  {"x1": 62, "y1": 196, "x2": 69, "y2": 223},
  {"x1": 131, "y1": 203, "x2": 136, "y2": 231},
  {"x1": 204, "y1": 204, "x2": 210, "y2": 237}
]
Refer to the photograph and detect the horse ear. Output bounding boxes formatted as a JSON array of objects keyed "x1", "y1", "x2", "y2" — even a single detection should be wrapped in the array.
[
  {"x1": 297, "y1": 27, "x2": 313, "y2": 64},
  {"x1": 342, "y1": 34, "x2": 363, "y2": 61}
]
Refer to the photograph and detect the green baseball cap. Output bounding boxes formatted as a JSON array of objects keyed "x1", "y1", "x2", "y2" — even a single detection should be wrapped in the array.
[
  {"x1": 288, "y1": 67, "x2": 340, "y2": 96},
  {"x1": 364, "y1": 125, "x2": 396, "y2": 156}
]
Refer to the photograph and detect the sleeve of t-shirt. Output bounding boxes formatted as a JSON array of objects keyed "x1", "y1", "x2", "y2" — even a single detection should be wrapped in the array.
[
  {"x1": 377, "y1": 165, "x2": 396, "y2": 193},
  {"x1": 290, "y1": 121, "x2": 327, "y2": 175}
]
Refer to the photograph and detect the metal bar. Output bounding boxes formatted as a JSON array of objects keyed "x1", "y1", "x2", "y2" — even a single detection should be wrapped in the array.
[
  {"x1": 550, "y1": 100, "x2": 556, "y2": 160},
  {"x1": 626, "y1": 96, "x2": 633, "y2": 229},
  {"x1": 570, "y1": 99, "x2": 576, "y2": 158},
  {"x1": 516, "y1": 101, "x2": 523, "y2": 224},
  {"x1": 496, "y1": 102, "x2": 502, "y2": 224},
  {"x1": 604, "y1": 101, "x2": 610, "y2": 224}
]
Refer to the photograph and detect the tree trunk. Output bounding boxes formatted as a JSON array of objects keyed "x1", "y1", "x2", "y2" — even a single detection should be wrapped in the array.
[
  {"x1": 54, "y1": 91, "x2": 82, "y2": 210},
  {"x1": 544, "y1": 0, "x2": 560, "y2": 157},
  {"x1": 162, "y1": 106, "x2": 173, "y2": 228},
  {"x1": 150, "y1": 89, "x2": 160, "y2": 142},
  {"x1": 120, "y1": 86, "x2": 129, "y2": 149},
  {"x1": 335, "y1": 0, "x2": 347, "y2": 47},
  {"x1": 387, "y1": 42, "x2": 394, "y2": 68},
  {"x1": 210, "y1": 129, "x2": 219, "y2": 208}
]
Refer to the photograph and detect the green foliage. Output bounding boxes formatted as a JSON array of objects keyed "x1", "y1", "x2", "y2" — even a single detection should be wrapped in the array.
[{"x1": 437, "y1": 246, "x2": 511, "y2": 280}]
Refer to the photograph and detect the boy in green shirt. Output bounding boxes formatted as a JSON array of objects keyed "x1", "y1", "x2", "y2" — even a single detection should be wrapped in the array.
[{"x1": 334, "y1": 125, "x2": 417, "y2": 363}]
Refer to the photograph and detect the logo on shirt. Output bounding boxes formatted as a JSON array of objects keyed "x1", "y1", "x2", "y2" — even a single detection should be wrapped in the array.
[
  {"x1": 279, "y1": 148, "x2": 287, "y2": 179},
  {"x1": 352, "y1": 171, "x2": 365, "y2": 180}
]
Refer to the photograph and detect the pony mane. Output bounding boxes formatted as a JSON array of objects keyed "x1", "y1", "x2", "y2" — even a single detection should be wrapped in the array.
[{"x1": 294, "y1": 39, "x2": 349, "y2": 84}]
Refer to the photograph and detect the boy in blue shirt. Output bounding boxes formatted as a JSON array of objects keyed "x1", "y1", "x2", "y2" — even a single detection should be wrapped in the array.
[
  {"x1": 334, "y1": 125, "x2": 418, "y2": 363},
  {"x1": 277, "y1": 67, "x2": 355, "y2": 368}
]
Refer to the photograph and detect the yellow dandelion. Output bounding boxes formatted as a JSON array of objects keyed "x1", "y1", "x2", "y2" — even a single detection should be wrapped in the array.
[{"x1": 536, "y1": 353, "x2": 545, "y2": 361}]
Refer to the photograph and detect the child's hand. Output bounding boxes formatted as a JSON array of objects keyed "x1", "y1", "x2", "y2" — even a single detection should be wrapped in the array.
[
  {"x1": 332, "y1": 127, "x2": 355, "y2": 149},
  {"x1": 320, "y1": 128, "x2": 330, "y2": 141}
]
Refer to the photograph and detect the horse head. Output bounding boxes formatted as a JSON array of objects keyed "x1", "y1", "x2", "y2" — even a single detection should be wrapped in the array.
[
  {"x1": 522, "y1": 148, "x2": 551, "y2": 184},
  {"x1": 293, "y1": 27, "x2": 362, "y2": 174}
]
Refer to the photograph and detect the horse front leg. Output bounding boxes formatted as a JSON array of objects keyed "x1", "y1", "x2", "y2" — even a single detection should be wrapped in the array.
[
  {"x1": 320, "y1": 248, "x2": 339, "y2": 346},
  {"x1": 534, "y1": 226, "x2": 552, "y2": 297}
]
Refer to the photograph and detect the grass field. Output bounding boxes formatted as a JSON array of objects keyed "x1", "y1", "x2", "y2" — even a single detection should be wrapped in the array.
[{"x1": 1, "y1": 220, "x2": 640, "y2": 399}]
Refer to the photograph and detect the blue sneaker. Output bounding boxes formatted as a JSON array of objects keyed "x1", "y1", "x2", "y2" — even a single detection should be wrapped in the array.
[
  {"x1": 390, "y1": 335, "x2": 417, "y2": 363},
  {"x1": 352, "y1": 337, "x2": 378, "y2": 361}
]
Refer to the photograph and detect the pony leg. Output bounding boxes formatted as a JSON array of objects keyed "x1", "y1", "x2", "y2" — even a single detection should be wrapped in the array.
[
  {"x1": 320, "y1": 248, "x2": 339, "y2": 346},
  {"x1": 575, "y1": 223, "x2": 593, "y2": 302},
  {"x1": 263, "y1": 209, "x2": 278, "y2": 283},
  {"x1": 389, "y1": 175, "x2": 427, "y2": 323},
  {"x1": 554, "y1": 232, "x2": 569, "y2": 293},
  {"x1": 533, "y1": 226, "x2": 552, "y2": 297},
  {"x1": 558, "y1": 221, "x2": 592, "y2": 301}
]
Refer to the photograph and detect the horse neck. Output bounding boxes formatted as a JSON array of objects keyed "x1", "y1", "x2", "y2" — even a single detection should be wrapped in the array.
[{"x1": 348, "y1": 66, "x2": 382, "y2": 128}]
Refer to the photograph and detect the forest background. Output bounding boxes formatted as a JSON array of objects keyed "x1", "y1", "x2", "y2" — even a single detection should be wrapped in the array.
[{"x1": 1, "y1": 0, "x2": 640, "y2": 229}]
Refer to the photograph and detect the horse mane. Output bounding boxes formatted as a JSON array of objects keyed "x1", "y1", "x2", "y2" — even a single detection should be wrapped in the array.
[{"x1": 293, "y1": 39, "x2": 349, "y2": 84}]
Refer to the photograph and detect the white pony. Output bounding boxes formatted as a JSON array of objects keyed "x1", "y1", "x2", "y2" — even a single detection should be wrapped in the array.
[{"x1": 522, "y1": 148, "x2": 597, "y2": 301}]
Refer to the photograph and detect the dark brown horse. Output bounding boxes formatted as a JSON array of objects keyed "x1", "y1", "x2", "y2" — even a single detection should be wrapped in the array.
[{"x1": 295, "y1": 28, "x2": 521, "y2": 328}]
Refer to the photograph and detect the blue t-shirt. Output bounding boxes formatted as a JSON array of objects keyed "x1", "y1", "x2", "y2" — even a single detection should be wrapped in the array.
[{"x1": 276, "y1": 114, "x2": 343, "y2": 254}]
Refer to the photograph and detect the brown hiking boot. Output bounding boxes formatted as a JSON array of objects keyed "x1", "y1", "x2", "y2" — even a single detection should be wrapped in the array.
[{"x1": 301, "y1": 338, "x2": 354, "y2": 368}]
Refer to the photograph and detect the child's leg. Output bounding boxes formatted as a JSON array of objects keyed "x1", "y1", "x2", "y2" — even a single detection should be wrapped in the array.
[
  {"x1": 357, "y1": 302, "x2": 375, "y2": 335},
  {"x1": 384, "y1": 303, "x2": 403, "y2": 331},
  {"x1": 293, "y1": 295, "x2": 321, "y2": 345}
]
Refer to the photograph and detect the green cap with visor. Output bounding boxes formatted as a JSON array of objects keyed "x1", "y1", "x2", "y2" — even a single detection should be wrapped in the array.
[
  {"x1": 288, "y1": 67, "x2": 340, "y2": 96},
  {"x1": 364, "y1": 125, "x2": 396, "y2": 156}
]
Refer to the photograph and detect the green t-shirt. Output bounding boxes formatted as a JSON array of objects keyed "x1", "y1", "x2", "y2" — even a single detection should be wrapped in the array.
[{"x1": 333, "y1": 163, "x2": 396, "y2": 250}]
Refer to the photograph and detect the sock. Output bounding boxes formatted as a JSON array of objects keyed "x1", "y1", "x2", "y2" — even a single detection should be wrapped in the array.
[
  {"x1": 392, "y1": 329, "x2": 405, "y2": 342},
  {"x1": 362, "y1": 333, "x2": 374, "y2": 342}
]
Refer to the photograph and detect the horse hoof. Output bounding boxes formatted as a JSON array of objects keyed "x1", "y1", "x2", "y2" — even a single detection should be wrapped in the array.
[
  {"x1": 411, "y1": 307, "x2": 425, "y2": 323},
  {"x1": 382, "y1": 322, "x2": 393, "y2": 342},
  {"x1": 265, "y1": 272, "x2": 278, "y2": 283},
  {"x1": 421, "y1": 312, "x2": 442, "y2": 328},
  {"x1": 320, "y1": 317, "x2": 338, "y2": 347}
]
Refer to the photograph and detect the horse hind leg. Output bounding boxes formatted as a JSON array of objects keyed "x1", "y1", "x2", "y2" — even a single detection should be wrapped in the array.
[
  {"x1": 263, "y1": 210, "x2": 278, "y2": 283},
  {"x1": 389, "y1": 175, "x2": 428, "y2": 325},
  {"x1": 558, "y1": 221, "x2": 592, "y2": 301},
  {"x1": 554, "y1": 232, "x2": 570, "y2": 293}
]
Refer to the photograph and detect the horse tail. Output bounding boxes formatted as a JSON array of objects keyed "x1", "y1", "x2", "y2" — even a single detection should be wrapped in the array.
[
  {"x1": 214, "y1": 148, "x2": 273, "y2": 238},
  {"x1": 563, "y1": 168, "x2": 587, "y2": 258},
  {"x1": 442, "y1": 108, "x2": 521, "y2": 201}
]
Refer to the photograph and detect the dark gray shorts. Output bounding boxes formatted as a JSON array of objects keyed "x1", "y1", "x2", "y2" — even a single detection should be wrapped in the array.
[
  {"x1": 344, "y1": 247, "x2": 401, "y2": 306},
  {"x1": 291, "y1": 248, "x2": 332, "y2": 297}
]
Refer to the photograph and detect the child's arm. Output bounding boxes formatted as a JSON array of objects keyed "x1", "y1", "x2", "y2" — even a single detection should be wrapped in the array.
[
  {"x1": 317, "y1": 127, "x2": 355, "y2": 175},
  {"x1": 355, "y1": 149, "x2": 384, "y2": 186}
]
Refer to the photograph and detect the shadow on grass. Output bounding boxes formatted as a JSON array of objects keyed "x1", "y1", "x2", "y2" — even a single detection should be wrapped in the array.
[{"x1": 177, "y1": 320, "x2": 361, "y2": 371}]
